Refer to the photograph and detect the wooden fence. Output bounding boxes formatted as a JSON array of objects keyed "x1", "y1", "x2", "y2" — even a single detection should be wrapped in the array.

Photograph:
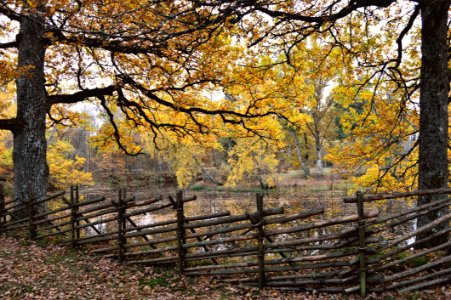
[{"x1": 0, "y1": 184, "x2": 449, "y2": 297}]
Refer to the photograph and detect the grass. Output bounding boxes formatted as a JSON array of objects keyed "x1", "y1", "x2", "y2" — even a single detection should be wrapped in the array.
[
  {"x1": 189, "y1": 167, "x2": 354, "y2": 196},
  {"x1": 139, "y1": 277, "x2": 169, "y2": 288},
  {"x1": 189, "y1": 185, "x2": 268, "y2": 194},
  {"x1": 407, "y1": 255, "x2": 430, "y2": 268},
  {"x1": 189, "y1": 182, "x2": 353, "y2": 195},
  {"x1": 43, "y1": 250, "x2": 78, "y2": 265}
]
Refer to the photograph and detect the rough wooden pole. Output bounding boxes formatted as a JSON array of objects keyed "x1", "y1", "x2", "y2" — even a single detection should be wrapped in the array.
[
  {"x1": 75, "y1": 185, "x2": 80, "y2": 241},
  {"x1": 356, "y1": 191, "x2": 367, "y2": 298},
  {"x1": 256, "y1": 193, "x2": 266, "y2": 289},
  {"x1": 117, "y1": 188, "x2": 127, "y2": 262},
  {"x1": 176, "y1": 190, "x2": 186, "y2": 274},
  {"x1": 28, "y1": 190, "x2": 37, "y2": 240},
  {"x1": 0, "y1": 183, "x2": 5, "y2": 226},
  {"x1": 70, "y1": 186, "x2": 78, "y2": 248}
]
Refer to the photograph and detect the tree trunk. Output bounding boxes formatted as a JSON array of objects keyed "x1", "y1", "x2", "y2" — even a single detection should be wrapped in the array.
[
  {"x1": 13, "y1": 9, "x2": 49, "y2": 211},
  {"x1": 312, "y1": 80, "x2": 326, "y2": 178},
  {"x1": 416, "y1": 0, "x2": 449, "y2": 247},
  {"x1": 315, "y1": 140, "x2": 323, "y2": 178},
  {"x1": 290, "y1": 129, "x2": 310, "y2": 178},
  {"x1": 313, "y1": 113, "x2": 323, "y2": 177}
]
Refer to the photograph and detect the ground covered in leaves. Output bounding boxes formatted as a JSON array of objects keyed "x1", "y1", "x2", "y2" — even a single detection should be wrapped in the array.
[{"x1": 0, "y1": 236, "x2": 449, "y2": 300}]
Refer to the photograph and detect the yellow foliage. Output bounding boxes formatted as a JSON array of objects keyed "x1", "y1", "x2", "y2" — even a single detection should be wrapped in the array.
[
  {"x1": 0, "y1": 136, "x2": 13, "y2": 177},
  {"x1": 0, "y1": 82, "x2": 16, "y2": 119},
  {"x1": 226, "y1": 137, "x2": 281, "y2": 188},
  {"x1": 47, "y1": 140, "x2": 93, "y2": 189},
  {"x1": 0, "y1": 83, "x2": 15, "y2": 177},
  {"x1": 327, "y1": 82, "x2": 419, "y2": 193}
]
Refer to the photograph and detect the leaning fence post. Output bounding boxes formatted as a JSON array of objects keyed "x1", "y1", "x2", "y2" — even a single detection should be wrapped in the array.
[
  {"x1": 256, "y1": 193, "x2": 266, "y2": 289},
  {"x1": 175, "y1": 190, "x2": 186, "y2": 274},
  {"x1": 356, "y1": 191, "x2": 367, "y2": 298},
  {"x1": 117, "y1": 188, "x2": 127, "y2": 262}
]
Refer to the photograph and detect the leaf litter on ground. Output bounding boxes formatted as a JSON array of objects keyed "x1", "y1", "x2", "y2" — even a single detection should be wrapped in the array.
[{"x1": 0, "y1": 236, "x2": 449, "y2": 299}]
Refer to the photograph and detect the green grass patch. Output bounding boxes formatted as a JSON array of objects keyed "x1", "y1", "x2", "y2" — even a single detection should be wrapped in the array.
[
  {"x1": 43, "y1": 251, "x2": 78, "y2": 265},
  {"x1": 407, "y1": 255, "x2": 429, "y2": 268},
  {"x1": 189, "y1": 185, "x2": 268, "y2": 194},
  {"x1": 139, "y1": 277, "x2": 169, "y2": 288},
  {"x1": 191, "y1": 184, "x2": 209, "y2": 191}
]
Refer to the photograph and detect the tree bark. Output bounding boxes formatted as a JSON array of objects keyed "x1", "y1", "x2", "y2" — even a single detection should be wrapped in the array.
[
  {"x1": 290, "y1": 129, "x2": 310, "y2": 178},
  {"x1": 13, "y1": 7, "x2": 49, "y2": 211},
  {"x1": 311, "y1": 79, "x2": 329, "y2": 178},
  {"x1": 313, "y1": 116, "x2": 323, "y2": 178},
  {"x1": 417, "y1": 0, "x2": 449, "y2": 247}
]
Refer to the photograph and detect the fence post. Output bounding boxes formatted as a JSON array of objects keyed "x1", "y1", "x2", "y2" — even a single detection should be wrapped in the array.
[
  {"x1": 256, "y1": 193, "x2": 266, "y2": 288},
  {"x1": 75, "y1": 186, "x2": 80, "y2": 240},
  {"x1": 117, "y1": 188, "x2": 127, "y2": 262},
  {"x1": 175, "y1": 190, "x2": 186, "y2": 274},
  {"x1": 0, "y1": 183, "x2": 5, "y2": 226},
  {"x1": 356, "y1": 191, "x2": 367, "y2": 298},
  {"x1": 28, "y1": 191, "x2": 37, "y2": 240},
  {"x1": 70, "y1": 186, "x2": 80, "y2": 248}
]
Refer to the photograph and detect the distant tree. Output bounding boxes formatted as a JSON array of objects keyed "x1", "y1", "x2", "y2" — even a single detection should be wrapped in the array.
[{"x1": 284, "y1": 41, "x2": 342, "y2": 177}]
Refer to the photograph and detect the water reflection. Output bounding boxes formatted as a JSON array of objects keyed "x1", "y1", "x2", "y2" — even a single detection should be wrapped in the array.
[{"x1": 78, "y1": 184, "x2": 417, "y2": 253}]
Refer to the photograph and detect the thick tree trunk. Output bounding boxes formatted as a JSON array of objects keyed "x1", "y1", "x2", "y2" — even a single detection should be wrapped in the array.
[
  {"x1": 416, "y1": 0, "x2": 449, "y2": 247},
  {"x1": 13, "y1": 11, "x2": 49, "y2": 210}
]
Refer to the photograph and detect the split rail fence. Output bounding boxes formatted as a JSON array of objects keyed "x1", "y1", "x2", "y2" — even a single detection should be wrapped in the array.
[{"x1": 0, "y1": 183, "x2": 450, "y2": 297}]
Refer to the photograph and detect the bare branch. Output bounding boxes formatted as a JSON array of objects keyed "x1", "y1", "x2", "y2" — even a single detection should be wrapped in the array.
[
  {"x1": 390, "y1": 5, "x2": 420, "y2": 70},
  {"x1": 254, "y1": 0, "x2": 395, "y2": 25},
  {"x1": 0, "y1": 1, "x2": 21, "y2": 21},
  {"x1": 98, "y1": 94, "x2": 142, "y2": 156}
]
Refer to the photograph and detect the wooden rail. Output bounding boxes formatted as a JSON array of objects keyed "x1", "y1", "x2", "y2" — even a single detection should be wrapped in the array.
[{"x1": 0, "y1": 182, "x2": 449, "y2": 296}]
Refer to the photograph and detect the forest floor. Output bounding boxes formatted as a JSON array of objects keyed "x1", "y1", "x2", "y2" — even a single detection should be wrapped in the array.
[{"x1": 1, "y1": 236, "x2": 450, "y2": 300}]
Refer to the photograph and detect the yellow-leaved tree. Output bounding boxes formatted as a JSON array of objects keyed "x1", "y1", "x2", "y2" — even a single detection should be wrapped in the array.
[
  {"x1": 327, "y1": 84, "x2": 419, "y2": 194},
  {"x1": 47, "y1": 140, "x2": 93, "y2": 190},
  {"x1": 0, "y1": 83, "x2": 15, "y2": 179}
]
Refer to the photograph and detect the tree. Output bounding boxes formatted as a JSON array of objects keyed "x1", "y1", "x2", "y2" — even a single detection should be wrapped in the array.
[
  {"x1": 102, "y1": 54, "x2": 308, "y2": 188},
  {"x1": 283, "y1": 41, "x2": 343, "y2": 177},
  {"x1": 185, "y1": 0, "x2": 449, "y2": 246},
  {"x1": 327, "y1": 84, "x2": 419, "y2": 193},
  {"x1": 0, "y1": 1, "x2": 291, "y2": 208}
]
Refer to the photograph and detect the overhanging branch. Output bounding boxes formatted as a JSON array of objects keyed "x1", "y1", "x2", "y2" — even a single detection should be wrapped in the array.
[
  {"x1": 0, "y1": 118, "x2": 19, "y2": 132},
  {"x1": 254, "y1": 0, "x2": 395, "y2": 25},
  {"x1": 0, "y1": 2, "x2": 21, "y2": 21},
  {"x1": 0, "y1": 40, "x2": 18, "y2": 49},
  {"x1": 98, "y1": 94, "x2": 142, "y2": 156},
  {"x1": 124, "y1": 76, "x2": 285, "y2": 122},
  {"x1": 48, "y1": 85, "x2": 119, "y2": 105},
  {"x1": 390, "y1": 5, "x2": 420, "y2": 70}
]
